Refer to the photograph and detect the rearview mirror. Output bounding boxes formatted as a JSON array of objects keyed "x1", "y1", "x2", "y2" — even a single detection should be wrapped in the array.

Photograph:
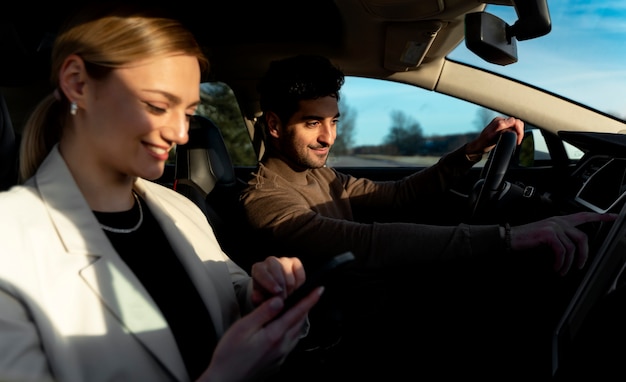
[
  {"x1": 465, "y1": 12, "x2": 517, "y2": 66},
  {"x1": 465, "y1": 0, "x2": 551, "y2": 66}
]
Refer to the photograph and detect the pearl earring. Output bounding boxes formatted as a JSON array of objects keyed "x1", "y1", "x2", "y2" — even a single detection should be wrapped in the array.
[{"x1": 70, "y1": 101, "x2": 78, "y2": 116}]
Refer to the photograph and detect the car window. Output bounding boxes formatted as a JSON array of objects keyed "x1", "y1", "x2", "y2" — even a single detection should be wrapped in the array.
[
  {"x1": 455, "y1": 2, "x2": 624, "y2": 162},
  {"x1": 196, "y1": 78, "x2": 496, "y2": 169},
  {"x1": 450, "y1": 2, "x2": 626, "y2": 121},
  {"x1": 335, "y1": 1, "x2": 624, "y2": 168},
  {"x1": 330, "y1": 77, "x2": 494, "y2": 167},
  {"x1": 195, "y1": 81, "x2": 257, "y2": 166},
  {"x1": 196, "y1": 76, "x2": 575, "y2": 170}
]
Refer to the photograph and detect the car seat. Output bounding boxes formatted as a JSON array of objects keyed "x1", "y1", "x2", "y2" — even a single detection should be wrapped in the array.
[
  {"x1": 0, "y1": 91, "x2": 19, "y2": 191},
  {"x1": 174, "y1": 115, "x2": 262, "y2": 271}
]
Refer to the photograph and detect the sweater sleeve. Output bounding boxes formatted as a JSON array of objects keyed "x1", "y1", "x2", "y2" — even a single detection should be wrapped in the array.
[
  {"x1": 241, "y1": 171, "x2": 506, "y2": 268},
  {"x1": 339, "y1": 144, "x2": 478, "y2": 212}
]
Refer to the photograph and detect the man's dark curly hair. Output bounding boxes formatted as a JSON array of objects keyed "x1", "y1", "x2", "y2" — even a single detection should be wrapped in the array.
[{"x1": 257, "y1": 54, "x2": 345, "y2": 125}]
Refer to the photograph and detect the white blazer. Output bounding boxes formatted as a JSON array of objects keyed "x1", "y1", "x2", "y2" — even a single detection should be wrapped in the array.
[{"x1": 0, "y1": 146, "x2": 254, "y2": 382}]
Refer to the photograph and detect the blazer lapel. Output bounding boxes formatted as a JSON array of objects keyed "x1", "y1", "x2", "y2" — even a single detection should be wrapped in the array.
[
  {"x1": 79, "y1": 258, "x2": 188, "y2": 381},
  {"x1": 134, "y1": 180, "x2": 242, "y2": 336},
  {"x1": 35, "y1": 147, "x2": 189, "y2": 381}
]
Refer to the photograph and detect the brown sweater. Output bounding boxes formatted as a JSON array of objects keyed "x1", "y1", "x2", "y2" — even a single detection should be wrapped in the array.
[{"x1": 240, "y1": 145, "x2": 506, "y2": 268}]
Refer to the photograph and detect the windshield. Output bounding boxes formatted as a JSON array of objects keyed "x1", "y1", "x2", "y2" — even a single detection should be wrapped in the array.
[
  {"x1": 450, "y1": 1, "x2": 626, "y2": 120},
  {"x1": 329, "y1": 0, "x2": 625, "y2": 166}
]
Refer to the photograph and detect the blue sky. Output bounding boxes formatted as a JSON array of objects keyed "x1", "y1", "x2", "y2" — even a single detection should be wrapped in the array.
[{"x1": 340, "y1": 0, "x2": 626, "y2": 146}]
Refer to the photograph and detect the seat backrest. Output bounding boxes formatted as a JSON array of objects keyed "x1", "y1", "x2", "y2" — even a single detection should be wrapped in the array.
[
  {"x1": 0, "y1": 91, "x2": 19, "y2": 191},
  {"x1": 174, "y1": 115, "x2": 260, "y2": 270},
  {"x1": 175, "y1": 116, "x2": 238, "y2": 198}
]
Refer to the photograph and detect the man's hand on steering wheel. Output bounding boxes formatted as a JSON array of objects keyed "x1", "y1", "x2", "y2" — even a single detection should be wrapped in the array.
[
  {"x1": 467, "y1": 116, "x2": 524, "y2": 223},
  {"x1": 465, "y1": 116, "x2": 524, "y2": 158}
]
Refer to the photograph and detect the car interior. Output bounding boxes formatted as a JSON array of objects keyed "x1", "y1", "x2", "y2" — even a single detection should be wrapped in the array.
[{"x1": 2, "y1": 0, "x2": 626, "y2": 379}]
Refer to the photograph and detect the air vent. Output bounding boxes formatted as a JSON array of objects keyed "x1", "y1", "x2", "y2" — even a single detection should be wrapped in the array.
[
  {"x1": 580, "y1": 156, "x2": 612, "y2": 183},
  {"x1": 384, "y1": 21, "x2": 443, "y2": 71}
]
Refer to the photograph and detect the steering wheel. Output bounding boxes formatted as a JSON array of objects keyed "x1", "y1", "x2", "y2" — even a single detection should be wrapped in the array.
[{"x1": 469, "y1": 130, "x2": 518, "y2": 222}]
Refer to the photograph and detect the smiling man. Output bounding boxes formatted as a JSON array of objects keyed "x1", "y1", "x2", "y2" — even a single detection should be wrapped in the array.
[
  {"x1": 241, "y1": 54, "x2": 613, "y2": 272},
  {"x1": 239, "y1": 52, "x2": 619, "y2": 380}
]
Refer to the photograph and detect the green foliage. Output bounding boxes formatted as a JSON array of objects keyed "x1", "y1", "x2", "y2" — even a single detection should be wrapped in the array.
[
  {"x1": 519, "y1": 132, "x2": 535, "y2": 167},
  {"x1": 195, "y1": 82, "x2": 257, "y2": 166}
]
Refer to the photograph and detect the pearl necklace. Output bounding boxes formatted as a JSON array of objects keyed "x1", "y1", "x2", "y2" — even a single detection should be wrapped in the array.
[{"x1": 99, "y1": 192, "x2": 144, "y2": 234}]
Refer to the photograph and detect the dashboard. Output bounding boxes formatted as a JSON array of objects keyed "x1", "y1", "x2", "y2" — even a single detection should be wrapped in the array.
[
  {"x1": 574, "y1": 156, "x2": 626, "y2": 213},
  {"x1": 552, "y1": 131, "x2": 626, "y2": 376},
  {"x1": 560, "y1": 131, "x2": 626, "y2": 215}
]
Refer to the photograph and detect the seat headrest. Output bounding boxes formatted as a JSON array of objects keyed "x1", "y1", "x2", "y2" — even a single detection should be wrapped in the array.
[
  {"x1": 174, "y1": 115, "x2": 236, "y2": 197},
  {"x1": 0, "y1": 91, "x2": 18, "y2": 190}
]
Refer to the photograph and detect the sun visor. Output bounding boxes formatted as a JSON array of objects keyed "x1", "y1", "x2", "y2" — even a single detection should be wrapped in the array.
[{"x1": 384, "y1": 21, "x2": 443, "y2": 72}]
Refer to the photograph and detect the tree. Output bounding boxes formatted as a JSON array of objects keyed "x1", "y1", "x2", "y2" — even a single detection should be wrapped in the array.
[
  {"x1": 332, "y1": 96, "x2": 357, "y2": 155},
  {"x1": 383, "y1": 110, "x2": 423, "y2": 155},
  {"x1": 195, "y1": 82, "x2": 256, "y2": 165}
]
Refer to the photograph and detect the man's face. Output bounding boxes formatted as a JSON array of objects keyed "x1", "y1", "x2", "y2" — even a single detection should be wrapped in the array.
[{"x1": 273, "y1": 96, "x2": 339, "y2": 170}]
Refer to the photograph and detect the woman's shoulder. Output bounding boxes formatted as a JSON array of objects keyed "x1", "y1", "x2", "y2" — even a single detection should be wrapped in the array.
[
  {"x1": 0, "y1": 184, "x2": 42, "y2": 215},
  {"x1": 0, "y1": 185, "x2": 50, "y2": 255}
]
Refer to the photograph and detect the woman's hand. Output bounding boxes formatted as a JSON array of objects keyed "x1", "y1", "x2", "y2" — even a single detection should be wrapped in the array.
[
  {"x1": 249, "y1": 256, "x2": 307, "y2": 306},
  {"x1": 197, "y1": 256, "x2": 323, "y2": 382}
]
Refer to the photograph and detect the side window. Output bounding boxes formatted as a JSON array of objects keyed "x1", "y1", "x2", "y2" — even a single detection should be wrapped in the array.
[
  {"x1": 331, "y1": 76, "x2": 495, "y2": 168},
  {"x1": 335, "y1": 76, "x2": 585, "y2": 168},
  {"x1": 566, "y1": 144, "x2": 585, "y2": 160},
  {"x1": 189, "y1": 78, "x2": 586, "y2": 170},
  {"x1": 193, "y1": 78, "x2": 487, "y2": 170},
  {"x1": 195, "y1": 81, "x2": 257, "y2": 166},
  {"x1": 518, "y1": 127, "x2": 586, "y2": 167}
]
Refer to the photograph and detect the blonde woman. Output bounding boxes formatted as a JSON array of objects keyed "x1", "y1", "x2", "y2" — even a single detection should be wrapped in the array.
[{"x1": 0, "y1": 3, "x2": 321, "y2": 381}]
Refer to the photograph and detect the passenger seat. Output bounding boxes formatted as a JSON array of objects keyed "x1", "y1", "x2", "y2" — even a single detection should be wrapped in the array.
[{"x1": 174, "y1": 115, "x2": 263, "y2": 271}]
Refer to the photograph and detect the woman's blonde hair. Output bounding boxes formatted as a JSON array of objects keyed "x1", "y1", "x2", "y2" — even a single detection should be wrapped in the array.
[{"x1": 19, "y1": 3, "x2": 208, "y2": 181}]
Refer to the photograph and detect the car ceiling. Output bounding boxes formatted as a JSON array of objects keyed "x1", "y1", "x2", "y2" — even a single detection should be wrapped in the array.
[{"x1": 1, "y1": 0, "x2": 515, "y2": 128}]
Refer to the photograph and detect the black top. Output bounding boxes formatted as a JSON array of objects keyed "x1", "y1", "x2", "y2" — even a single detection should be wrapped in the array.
[{"x1": 94, "y1": 194, "x2": 217, "y2": 380}]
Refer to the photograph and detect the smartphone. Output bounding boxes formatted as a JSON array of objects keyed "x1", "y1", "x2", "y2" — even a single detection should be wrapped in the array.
[{"x1": 276, "y1": 251, "x2": 356, "y2": 318}]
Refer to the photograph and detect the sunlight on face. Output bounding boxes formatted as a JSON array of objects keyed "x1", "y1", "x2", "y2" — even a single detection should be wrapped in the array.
[
  {"x1": 79, "y1": 55, "x2": 201, "y2": 181},
  {"x1": 278, "y1": 96, "x2": 339, "y2": 170}
]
